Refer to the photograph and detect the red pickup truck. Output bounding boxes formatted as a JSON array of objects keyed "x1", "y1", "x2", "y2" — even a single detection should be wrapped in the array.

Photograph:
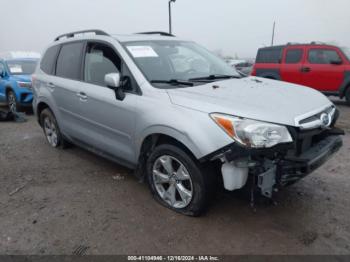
[{"x1": 251, "y1": 43, "x2": 350, "y2": 105}]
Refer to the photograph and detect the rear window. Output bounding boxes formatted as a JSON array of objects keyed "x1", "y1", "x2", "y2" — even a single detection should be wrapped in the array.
[
  {"x1": 285, "y1": 49, "x2": 303, "y2": 64},
  {"x1": 56, "y1": 42, "x2": 84, "y2": 80},
  {"x1": 256, "y1": 48, "x2": 282, "y2": 63},
  {"x1": 40, "y1": 45, "x2": 60, "y2": 75}
]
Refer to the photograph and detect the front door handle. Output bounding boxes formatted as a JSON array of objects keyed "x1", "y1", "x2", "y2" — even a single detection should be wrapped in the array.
[
  {"x1": 300, "y1": 67, "x2": 311, "y2": 73},
  {"x1": 77, "y1": 92, "x2": 88, "y2": 101}
]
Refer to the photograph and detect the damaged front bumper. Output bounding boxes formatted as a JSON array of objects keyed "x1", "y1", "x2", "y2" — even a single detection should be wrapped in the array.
[{"x1": 202, "y1": 127, "x2": 344, "y2": 199}]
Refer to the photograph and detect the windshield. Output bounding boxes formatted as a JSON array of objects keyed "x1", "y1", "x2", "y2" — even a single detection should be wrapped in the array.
[
  {"x1": 7, "y1": 60, "x2": 38, "y2": 75},
  {"x1": 341, "y1": 47, "x2": 350, "y2": 60},
  {"x1": 123, "y1": 40, "x2": 240, "y2": 88}
]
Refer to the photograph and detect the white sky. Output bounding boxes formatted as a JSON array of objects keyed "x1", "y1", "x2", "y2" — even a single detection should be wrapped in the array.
[{"x1": 1, "y1": 0, "x2": 349, "y2": 58}]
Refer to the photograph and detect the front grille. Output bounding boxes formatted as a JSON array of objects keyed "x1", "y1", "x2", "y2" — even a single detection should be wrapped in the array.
[
  {"x1": 299, "y1": 106, "x2": 334, "y2": 125},
  {"x1": 297, "y1": 106, "x2": 336, "y2": 130}
]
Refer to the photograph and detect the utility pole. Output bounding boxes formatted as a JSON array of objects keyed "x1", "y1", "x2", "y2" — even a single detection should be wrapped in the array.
[
  {"x1": 271, "y1": 21, "x2": 276, "y2": 46},
  {"x1": 169, "y1": 0, "x2": 176, "y2": 35}
]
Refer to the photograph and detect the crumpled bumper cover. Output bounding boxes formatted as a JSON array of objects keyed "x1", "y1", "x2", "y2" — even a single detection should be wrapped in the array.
[{"x1": 201, "y1": 127, "x2": 344, "y2": 188}]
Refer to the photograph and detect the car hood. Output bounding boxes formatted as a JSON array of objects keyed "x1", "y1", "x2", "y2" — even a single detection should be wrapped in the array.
[
  {"x1": 12, "y1": 74, "x2": 31, "y2": 82},
  {"x1": 166, "y1": 77, "x2": 333, "y2": 127}
]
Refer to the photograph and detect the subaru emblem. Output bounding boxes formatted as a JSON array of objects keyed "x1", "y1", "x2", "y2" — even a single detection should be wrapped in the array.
[{"x1": 320, "y1": 113, "x2": 331, "y2": 128}]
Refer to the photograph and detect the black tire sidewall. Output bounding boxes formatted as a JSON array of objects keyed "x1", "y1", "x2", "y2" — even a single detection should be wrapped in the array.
[
  {"x1": 40, "y1": 108, "x2": 62, "y2": 148},
  {"x1": 146, "y1": 144, "x2": 209, "y2": 216},
  {"x1": 346, "y1": 87, "x2": 350, "y2": 105}
]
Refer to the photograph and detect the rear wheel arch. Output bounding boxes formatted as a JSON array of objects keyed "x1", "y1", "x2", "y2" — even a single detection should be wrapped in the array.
[{"x1": 37, "y1": 102, "x2": 50, "y2": 125}]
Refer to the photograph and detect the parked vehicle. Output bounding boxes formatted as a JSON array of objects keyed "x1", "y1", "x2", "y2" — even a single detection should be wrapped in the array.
[
  {"x1": 33, "y1": 30, "x2": 343, "y2": 216},
  {"x1": 225, "y1": 59, "x2": 253, "y2": 75},
  {"x1": 252, "y1": 42, "x2": 350, "y2": 104},
  {"x1": 0, "y1": 52, "x2": 39, "y2": 112}
]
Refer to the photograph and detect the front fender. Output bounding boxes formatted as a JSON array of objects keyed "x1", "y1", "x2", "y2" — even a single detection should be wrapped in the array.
[
  {"x1": 135, "y1": 104, "x2": 233, "y2": 161},
  {"x1": 136, "y1": 125, "x2": 203, "y2": 160}
]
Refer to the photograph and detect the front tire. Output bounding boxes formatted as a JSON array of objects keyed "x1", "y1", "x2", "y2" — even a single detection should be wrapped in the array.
[
  {"x1": 146, "y1": 144, "x2": 213, "y2": 216},
  {"x1": 7, "y1": 90, "x2": 20, "y2": 113},
  {"x1": 40, "y1": 108, "x2": 66, "y2": 148}
]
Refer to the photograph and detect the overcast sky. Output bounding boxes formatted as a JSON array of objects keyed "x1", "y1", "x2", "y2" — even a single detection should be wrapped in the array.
[{"x1": 1, "y1": 0, "x2": 349, "y2": 58}]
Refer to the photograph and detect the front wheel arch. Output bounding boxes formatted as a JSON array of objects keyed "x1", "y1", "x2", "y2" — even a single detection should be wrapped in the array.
[
  {"x1": 5, "y1": 87, "x2": 16, "y2": 99},
  {"x1": 136, "y1": 134, "x2": 198, "y2": 179}
]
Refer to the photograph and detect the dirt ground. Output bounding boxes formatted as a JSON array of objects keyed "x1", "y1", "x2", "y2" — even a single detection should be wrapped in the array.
[{"x1": 0, "y1": 99, "x2": 349, "y2": 255}]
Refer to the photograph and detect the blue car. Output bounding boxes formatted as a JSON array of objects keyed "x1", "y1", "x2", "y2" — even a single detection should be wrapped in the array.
[{"x1": 0, "y1": 57, "x2": 38, "y2": 112}]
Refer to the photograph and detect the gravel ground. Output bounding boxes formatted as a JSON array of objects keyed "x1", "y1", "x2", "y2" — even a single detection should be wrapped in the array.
[{"x1": 0, "y1": 99, "x2": 349, "y2": 255}]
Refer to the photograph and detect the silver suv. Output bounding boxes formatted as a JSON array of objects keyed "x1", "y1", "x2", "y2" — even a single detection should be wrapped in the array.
[{"x1": 33, "y1": 30, "x2": 343, "y2": 216}]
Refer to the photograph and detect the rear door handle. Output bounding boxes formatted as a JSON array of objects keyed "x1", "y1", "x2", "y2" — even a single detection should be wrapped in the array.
[
  {"x1": 77, "y1": 92, "x2": 88, "y2": 101},
  {"x1": 300, "y1": 67, "x2": 311, "y2": 73}
]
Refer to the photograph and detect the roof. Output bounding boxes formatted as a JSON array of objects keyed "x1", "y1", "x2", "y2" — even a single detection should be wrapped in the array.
[
  {"x1": 111, "y1": 34, "x2": 183, "y2": 43},
  {"x1": 259, "y1": 42, "x2": 339, "y2": 50},
  {"x1": 52, "y1": 29, "x2": 184, "y2": 45}
]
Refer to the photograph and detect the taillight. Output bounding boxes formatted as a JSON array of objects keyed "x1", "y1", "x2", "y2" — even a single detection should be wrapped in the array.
[{"x1": 32, "y1": 75, "x2": 36, "y2": 86}]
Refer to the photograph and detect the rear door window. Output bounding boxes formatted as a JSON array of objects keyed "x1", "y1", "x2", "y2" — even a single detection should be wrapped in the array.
[
  {"x1": 256, "y1": 48, "x2": 282, "y2": 63},
  {"x1": 40, "y1": 45, "x2": 60, "y2": 75},
  {"x1": 285, "y1": 49, "x2": 303, "y2": 64},
  {"x1": 308, "y1": 49, "x2": 341, "y2": 64},
  {"x1": 56, "y1": 42, "x2": 84, "y2": 80}
]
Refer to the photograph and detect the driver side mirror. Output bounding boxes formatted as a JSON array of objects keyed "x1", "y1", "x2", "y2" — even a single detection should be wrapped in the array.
[{"x1": 105, "y1": 73, "x2": 126, "y2": 101}]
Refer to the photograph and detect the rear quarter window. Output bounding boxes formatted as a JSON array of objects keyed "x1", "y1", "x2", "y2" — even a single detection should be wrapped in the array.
[
  {"x1": 40, "y1": 45, "x2": 60, "y2": 75},
  {"x1": 256, "y1": 48, "x2": 282, "y2": 63}
]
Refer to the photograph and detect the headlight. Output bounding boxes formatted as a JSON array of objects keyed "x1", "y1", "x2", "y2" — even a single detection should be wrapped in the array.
[
  {"x1": 17, "y1": 81, "x2": 32, "y2": 88},
  {"x1": 210, "y1": 113, "x2": 293, "y2": 148}
]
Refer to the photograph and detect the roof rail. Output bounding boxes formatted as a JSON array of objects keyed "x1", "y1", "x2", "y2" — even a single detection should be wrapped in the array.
[
  {"x1": 136, "y1": 31, "x2": 175, "y2": 37},
  {"x1": 310, "y1": 41, "x2": 326, "y2": 45},
  {"x1": 54, "y1": 29, "x2": 109, "y2": 41}
]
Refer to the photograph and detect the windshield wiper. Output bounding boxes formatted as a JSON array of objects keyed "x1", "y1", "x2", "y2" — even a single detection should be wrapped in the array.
[
  {"x1": 189, "y1": 74, "x2": 240, "y2": 81},
  {"x1": 150, "y1": 79, "x2": 194, "y2": 87}
]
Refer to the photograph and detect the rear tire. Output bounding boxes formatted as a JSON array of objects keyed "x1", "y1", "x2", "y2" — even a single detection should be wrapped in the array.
[
  {"x1": 146, "y1": 144, "x2": 215, "y2": 216},
  {"x1": 40, "y1": 108, "x2": 68, "y2": 148},
  {"x1": 346, "y1": 87, "x2": 350, "y2": 106}
]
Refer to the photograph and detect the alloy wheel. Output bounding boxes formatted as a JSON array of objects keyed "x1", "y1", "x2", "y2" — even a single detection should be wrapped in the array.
[
  {"x1": 43, "y1": 116, "x2": 59, "y2": 147},
  {"x1": 7, "y1": 92, "x2": 17, "y2": 113},
  {"x1": 152, "y1": 155, "x2": 193, "y2": 208}
]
